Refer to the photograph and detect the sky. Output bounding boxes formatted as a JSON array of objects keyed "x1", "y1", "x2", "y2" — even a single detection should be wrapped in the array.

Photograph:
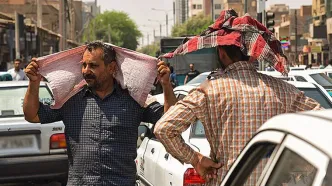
[{"x1": 86, "y1": 0, "x2": 312, "y2": 46}]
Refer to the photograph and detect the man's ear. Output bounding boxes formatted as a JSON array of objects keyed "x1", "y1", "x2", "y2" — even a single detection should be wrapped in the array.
[{"x1": 107, "y1": 61, "x2": 117, "y2": 74}]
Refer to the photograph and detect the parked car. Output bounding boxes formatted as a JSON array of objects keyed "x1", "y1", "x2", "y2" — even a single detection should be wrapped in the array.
[
  {"x1": 289, "y1": 70, "x2": 332, "y2": 96},
  {"x1": 220, "y1": 109, "x2": 332, "y2": 186},
  {"x1": 136, "y1": 78, "x2": 332, "y2": 186},
  {"x1": 0, "y1": 81, "x2": 67, "y2": 185}
]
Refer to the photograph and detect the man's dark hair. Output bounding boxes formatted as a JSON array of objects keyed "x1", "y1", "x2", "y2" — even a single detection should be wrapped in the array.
[
  {"x1": 329, "y1": 59, "x2": 332, "y2": 65},
  {"x1": 170, "y1": 66, "x2": 174, "y2": 73},
  {"x1": 86, "y1": 41, "x2": 116, "y2": 65},
  {"x1": 14, "y1": 59, "x2": 22, "y2": 63},
  {"x1": 219, "y1": 45, "x2": 250, "y2": 62}
]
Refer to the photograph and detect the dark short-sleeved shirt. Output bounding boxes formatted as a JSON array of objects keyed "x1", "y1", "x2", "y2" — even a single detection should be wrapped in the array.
[
  {"x1": 186, "y1": 70, "x2": 200, "y2": 82},
  {"x1": 38, "y1": 82, "x2": 163, "y2": 186}
]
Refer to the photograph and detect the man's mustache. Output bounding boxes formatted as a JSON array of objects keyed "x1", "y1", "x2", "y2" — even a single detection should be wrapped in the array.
[{"x1": 83, "y1": 74, "x2": 96, "y2": 79}]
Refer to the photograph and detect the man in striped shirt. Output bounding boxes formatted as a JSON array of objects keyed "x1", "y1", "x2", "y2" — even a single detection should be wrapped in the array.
[{"x1": 154, "y1": 44, "x2": 322, "y2": 185}]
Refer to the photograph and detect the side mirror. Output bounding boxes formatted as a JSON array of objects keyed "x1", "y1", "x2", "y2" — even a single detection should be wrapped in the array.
[{"x1": 137, "y1": 124, "x2": 152, "y2": 148}]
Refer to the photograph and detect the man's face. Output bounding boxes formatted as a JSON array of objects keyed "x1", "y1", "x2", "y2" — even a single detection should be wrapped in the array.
[
  {"x1": 190, "y1": 64, "x2": 194, "y2": 70},
  {"x1": 14, "y1": 61, "x2": 21, "y2": 70},
  {"x1": 82, "y1": 48, "x2": 116, "y2": 90}
]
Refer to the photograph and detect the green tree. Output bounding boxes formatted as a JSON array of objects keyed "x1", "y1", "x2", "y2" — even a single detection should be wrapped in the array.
[
  {"x1": 137, "y1": 42, "x2": 160, "y2": 57},
  {"x1": 83, "y1": 11, "x2": 142, "y2": 50},
  {"x1": 171, "y1": 13, "x2": 213, "y2": 37}
]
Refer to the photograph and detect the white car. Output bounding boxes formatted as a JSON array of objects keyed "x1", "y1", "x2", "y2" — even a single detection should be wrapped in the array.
[
  {"x1": 220, "y1": 109, "x2": 332, "y2": 186},
  {"x1": 0, "y1": 81, "x2": 67, "y2": 185},
  {"x1": 260, "y1": 70, "x2": 332, "y2": 97},
  {"x1": 289, "y1": 70, "x2": 332, "y2": 96},
  {"x1": 136, "y1": 74, "x2": 332, "y2": 186}
]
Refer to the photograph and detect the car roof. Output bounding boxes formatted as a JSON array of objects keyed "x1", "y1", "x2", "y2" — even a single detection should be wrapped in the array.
[
  {"x1": 289, "y1": 69, "x2": 326, "y2": 75},
  {"x1": 200, "y1": 72, "x2": 212, "y2": 75},
  {"x1": 285, "y1": 81, "x2": 316, "y2": 88},
  {"x1": 154, "y1": 79, "x2": 318, "y2": 104},
  {"x1": 0, "y1": 81, "x2": 47, "y2": 87},
  {"x1": 259, "y1": 109, "x2": 332, "y2": 158},
  {"x1": 174, "y1": 84, "x2": 199, "y2": 92}
]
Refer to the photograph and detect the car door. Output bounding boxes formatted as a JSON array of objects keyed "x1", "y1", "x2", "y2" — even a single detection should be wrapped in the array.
[
  {"x1": 140, "y1": 137, "x2": 164, "y2": 186},
  {"x1": 220, "y1": 130, "x2": 286, "y2": 186},
  {"x1": 259, "y1": 134, "x2": 330, "y2": 186}
]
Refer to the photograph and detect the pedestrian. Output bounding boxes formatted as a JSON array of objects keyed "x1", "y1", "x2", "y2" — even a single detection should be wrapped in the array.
[
  {"x1": 325, "y1": 59, "x2": 332, "y2": 69},
  {"x1": 7, "y1": 59, "x2": 28, "y2": 80},
  {"x1": 169, "y1": 66, "x2": 178, "y2": 88},
  {"x1": 154, "y1": 9, "x2": 323, "y2": 186},
  {"x1": 184, "y1": 63, "x2": 200, "y2": 84},
  {"x1": 23, "y1": 41, "x2": 177, "y2": 186}
]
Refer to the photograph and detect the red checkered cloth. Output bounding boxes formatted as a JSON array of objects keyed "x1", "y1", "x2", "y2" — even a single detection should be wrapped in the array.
[{"x1": 162, "y1": 9, "x2": 288, "y2": 74}]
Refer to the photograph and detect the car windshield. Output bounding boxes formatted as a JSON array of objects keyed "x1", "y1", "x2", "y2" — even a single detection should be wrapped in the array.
[
  {"x1": 192, "y1": 87, "x2": 332, "y2": 138},
  {"x1": 310, "y1": 73, "x2": 332, "y2": 89},
  {"x1": 186, "y1": 74, "x2": 209, "y2": 85},
  {"x1": 327, "y1": 72, "x2": 332, "y2": 79},
  {"x1": 298, "y1": 88, "x2": 332, "y2": 109},
  {"x1": 0, "y1": 86, "x2": 53, "y2": 117}
]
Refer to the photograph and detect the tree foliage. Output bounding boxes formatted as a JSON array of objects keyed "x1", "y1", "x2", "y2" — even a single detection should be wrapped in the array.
[
  {"x1": 82, "y1": 11, "x2": 142, "y2": 50},
  {"x1": 137, "y1": 42, "x2": 160, "y2": 57},
  {"x1": 171, "y1": 13, "x2": 213, "y2": 37}
]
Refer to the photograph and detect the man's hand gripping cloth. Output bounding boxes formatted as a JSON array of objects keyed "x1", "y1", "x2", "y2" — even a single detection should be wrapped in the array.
[
  {"x1": 162, "y1": 9, "x2": 288, "y2": 74},
  {"x1": 36, "y1": 43, "x2": 158, "y2": 109}
]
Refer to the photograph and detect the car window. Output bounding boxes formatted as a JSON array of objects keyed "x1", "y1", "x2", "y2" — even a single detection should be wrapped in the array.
[
  {"x1": 191, "y1": 121, "x2": 205, "y2": 137},
  {"x1": 298, "y1": 88, "x2": 332, "y2": 108},
  {"x1": 321, "y1": 160, "x2": 332, "y2": 186},
  {"x1": 266, "y1": 148, "x2": 317, "y2": 186},
  {"x1": 294, "y1": 76, "x2": 308, "y2": 82},
  {"x1": 225, "y1": 143, "x2": 276, "y2": 186},
  {"x1": 0, "y1": 86, "x2": 52, "y2": 117},
  {"x1": 310, "y1": 73, "x2": 332, "y2": 89},
  {"x1": 177, "y1": 94, "x2": 187, "y2": 101},
  {"x1": 327, "y1": 73, "x2": 332, "y2": 79},
  {"x1": 186, "y1": 74, "x2": 208, "y2": 85}
]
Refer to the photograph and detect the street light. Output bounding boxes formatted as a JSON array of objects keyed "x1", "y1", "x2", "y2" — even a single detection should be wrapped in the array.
[
  {"x1": 148, "y1": 19, "x2": 163, "y2": 38},
  {"x1": 151, "y1": 8, "x2": 173, "y2": 37},
  {"x1": 140, "y1": 25, "x2": 158, "y2": 45}
]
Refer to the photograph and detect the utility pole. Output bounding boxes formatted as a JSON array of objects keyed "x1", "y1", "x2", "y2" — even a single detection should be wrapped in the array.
[
  {"x1": 108, "y1": 24, "x2": 111, "y2": 43},
  {"x1": 166, "y1": 13, "x2": 168, "y2": 37},
  {"x1": 147, "y1": 33, "x2": 149, "y2": 45},
  {"x1": 257, "y1": 0, "x2": 265, "y2": 70},
  {"x1": 211, "y1": 0, "x2": 214, "y2": 21},
  {"x1": 159, "y1": 23, "x2": 162, "y2": 37},
  {"x1": 15, "y1": 11, "x2": 20, "y2": 59},
  {"x1": 153, "y1": 29, "x2": 156, "y2": 39},
  {"x1": 244, "y1": 0, "x2": 248, "y2": 14},
  {"x1": 59, "y1": 0, "x2": 66, "y2": 51},
  {"x1": 257, "y1": 0, "x2": 265, "y2": 24},
  {"x1": 37, "y1": 0, "x2": 42, "y2": 27},
  {"x1": 295, "y1": 9, "x2": 298, "y2": 65},
  {"x1": 173, "y1": 1, "x2": 176, "y2": 26}
]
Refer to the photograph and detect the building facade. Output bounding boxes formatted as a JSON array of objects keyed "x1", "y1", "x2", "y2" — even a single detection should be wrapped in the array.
[{"x1": 174, "y1": 0, "x2": 189, "y2": 24}]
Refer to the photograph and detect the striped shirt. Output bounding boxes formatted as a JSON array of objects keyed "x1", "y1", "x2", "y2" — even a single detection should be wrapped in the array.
[{"x1": 154, "y1": 61, "x2": 322, "y2": 185}]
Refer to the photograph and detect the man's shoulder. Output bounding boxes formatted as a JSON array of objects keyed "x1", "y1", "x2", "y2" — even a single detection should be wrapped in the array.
[{"x1": 7, "y1": 68, "x2": 14, "y2": 73}]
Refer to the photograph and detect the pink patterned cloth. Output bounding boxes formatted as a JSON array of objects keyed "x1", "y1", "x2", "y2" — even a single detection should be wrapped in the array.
[{"x1": 37, "y1": 44, "x2": 158, "y2": 109}]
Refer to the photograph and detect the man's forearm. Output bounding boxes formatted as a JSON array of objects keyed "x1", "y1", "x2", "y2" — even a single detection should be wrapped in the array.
[
  {"x1": 23, "y1": 82, "x2": 40, "y2": 122},
  {"x1": 162, "y1": 82, "x2": 177, "y2": 112}
]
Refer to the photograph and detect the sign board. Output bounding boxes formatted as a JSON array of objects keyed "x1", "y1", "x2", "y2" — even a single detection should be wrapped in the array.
[{"x1": 311, "y1": 46, "x2": 322, "y2": 53}]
